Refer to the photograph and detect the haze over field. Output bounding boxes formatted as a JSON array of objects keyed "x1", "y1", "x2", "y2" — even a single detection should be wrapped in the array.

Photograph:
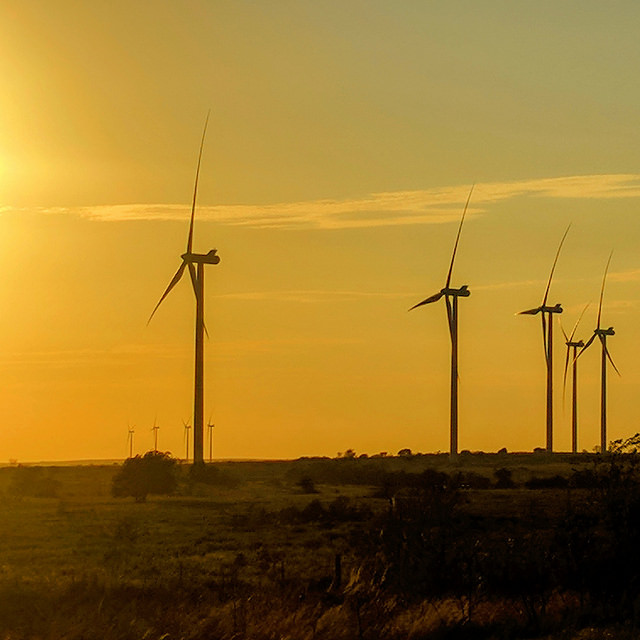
[{"x1": 1, "y1": 1, "x2": 640, "y2": 462}]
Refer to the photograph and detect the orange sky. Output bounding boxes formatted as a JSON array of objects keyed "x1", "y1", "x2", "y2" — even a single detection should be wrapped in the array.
[{"x1": 2, "y1": 2, "x2": 640, "y2": 461}]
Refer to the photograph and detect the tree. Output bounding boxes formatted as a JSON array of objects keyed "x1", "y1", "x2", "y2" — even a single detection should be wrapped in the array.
[{"x1": 112, "y1": 451, "x2": 178, "y2": 502}]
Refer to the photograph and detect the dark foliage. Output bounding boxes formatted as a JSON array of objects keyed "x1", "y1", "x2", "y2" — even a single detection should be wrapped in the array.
[
  {"x1": 493, "y1": 467, "x2": 515, "y2": 488},
  {"x1": 453, "y1": 471, "x2": 492, "y2": 489},
  {"x1": 525, "y1": 474, "x2": 569, "y2": 489},
  {"x1": 111, "y1": 451, "x2": 178, "y2": 502},
  {"x1": 9, "y1": 466, "x2": 60, "y2": 498},
  {"x1": 296, "y1": 476, "x2": 318, "y2": 494},
  {"x1": 278, "y1": 496, "x2": 372, "y2": 525},
  {"x1": 188, "y1": 463, "x2": 239, "y2": 488},
  {"x1": 354, "y1": 453, "x2": 640, "y2": 636}
]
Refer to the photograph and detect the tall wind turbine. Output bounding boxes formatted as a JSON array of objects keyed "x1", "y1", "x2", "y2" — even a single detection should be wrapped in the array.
[
  {"x1": 409, "y1": 186, "x2": 474, "y2": 458},
  {"x1": 561, "y1": 304, "x2": 589, "y2": 454},
  {"x1": 577, "y1": 252, "x2": 620, "y2": 454},
  {"x1": 183, "y1": 419, "x2": 192, "y2": 463},
  {"x1": 127, "y1": 424, "x2": 135, "y2": 459},
  {"x1": 518, "y1": 225, "x2": 570, "y2": 453},
  {"x1": 148, "y1": 114, "x2": 220, "y2": 466}
]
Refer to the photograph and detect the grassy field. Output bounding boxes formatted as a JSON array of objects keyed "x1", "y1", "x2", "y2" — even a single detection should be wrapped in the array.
[{"x1": 0, "y1": 453, "x2": 638, "y2": 639}]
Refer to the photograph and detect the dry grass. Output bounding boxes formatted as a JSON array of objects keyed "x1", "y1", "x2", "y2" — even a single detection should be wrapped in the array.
[{"x1": 0, "y1": 454, "x2": 637, "y2": 639}]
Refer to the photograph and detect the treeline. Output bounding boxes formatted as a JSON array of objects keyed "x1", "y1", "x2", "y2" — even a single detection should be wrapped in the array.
[
  {"x1": 347, "y1": 455, "x2": 640, "y2": 635},
  {"x1": 290, "y1": 459, "x2": 615, "y2": 492}
]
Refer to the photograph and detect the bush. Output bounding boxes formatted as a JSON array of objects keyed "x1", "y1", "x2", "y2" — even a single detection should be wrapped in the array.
[
  {"x1": 296, "y1": 476, "x2": 318, "y2": 494},
  {"x1": 494, "y1": 467, "x2": 515, "y2": 489},
  {"x1": 111, "y1": 451, "x2": 178, "y2": 502}
]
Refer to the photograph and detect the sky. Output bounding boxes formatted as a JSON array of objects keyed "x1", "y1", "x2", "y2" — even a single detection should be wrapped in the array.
[{"x1": 1, "y1": 1, "x2": 640, "y2": 462}]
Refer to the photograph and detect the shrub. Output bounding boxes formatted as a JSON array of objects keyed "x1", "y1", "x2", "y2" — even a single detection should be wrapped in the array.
[
  {"x1": 493, "y1": 467, "x2": 515, "y2": 489},
  {"x1": 296, "y1": 476, "x2": 318, "y2": 494},
  {"x1": 454, "y1": 471, "x2": 491, "y2": 490},
  {"x1": 111, "y1": 451, "x2": 178, "y2": 502}
]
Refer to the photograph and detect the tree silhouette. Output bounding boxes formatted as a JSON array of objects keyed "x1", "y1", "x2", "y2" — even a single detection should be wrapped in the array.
[{"x1": 112, "y1": 451, "x2": 178, "y2": 502}]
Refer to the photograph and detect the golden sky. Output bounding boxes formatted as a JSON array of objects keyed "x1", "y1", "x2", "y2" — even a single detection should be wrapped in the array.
[{"x1": 2, "y1": 1, "x2": 640, "y2": 461}]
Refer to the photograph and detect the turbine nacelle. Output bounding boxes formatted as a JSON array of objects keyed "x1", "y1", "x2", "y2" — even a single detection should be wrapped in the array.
[
  {"x1": 542, "y1": 303, "x2": 563, "y2": 314},
  {"x1": 566, "y1": 339, "x2": 584, "y2": 348},
  {"x1": 519, "y1": 303, "x2": 563, "y2": 316},
  {"x1": 443, "y1": 284, "x2": 471, "y2": 298},
  {"x1": 181, "y1": 249, "x2": 220, "y2": 265},
  {"x1": 595, "y1": 326, "x2": 615, "y2": 336},
  {"x1": 409, "y1": 284, "x2": 471, "y2": 311}
]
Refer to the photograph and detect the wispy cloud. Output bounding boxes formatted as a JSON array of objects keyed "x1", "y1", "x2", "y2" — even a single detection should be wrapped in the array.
[
  {"x1": 16, "y1": 173, "x2": 640, "y2": 230},
  {"x1": 0, "y1": 344, "x2": 186, "y2": 368},
  {"x1": 216, "y1": 290, "x2": 412, "y2": 303},
  {"x1": 609, "y1": 268, "x2": 640, "y2": 283}
]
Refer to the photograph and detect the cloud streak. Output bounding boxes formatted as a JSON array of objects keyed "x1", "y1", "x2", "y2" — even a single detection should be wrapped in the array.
[
  {"x1": 21, "y1": 173, "x2": 640, "y2": 230},
  {"x1": 216, "y1": 289, "x2": 411, "y2": 303}
]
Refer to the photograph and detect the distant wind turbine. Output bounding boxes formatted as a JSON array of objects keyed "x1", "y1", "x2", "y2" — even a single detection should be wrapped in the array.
[
  {"x1": 127, "y1": 424, "x2": 135, "y2": 459},
  {"x1": 207, "y1": 416, "x2": 215, "y2": 463},
  {"x1": 577, "y1": 252, "x2": 620, "y2": 453},
  {"x1": 560, "y1": 304, "x2": 589, "y2": 454},
  {"x1": 152, "y1": 417, "x2": 160, "y2": 453},
  {"x1": 183, "y1": 418, "x2": 192, "y2": 462},
  {"x1": 409, "y1": 185, "x2": 474, "y2": 458},
  {"x1": 518, "y1": 225, "x2": 570, "y2": 453},
  {"x1": 148, "y1": 114, "x2": 220, "y2": 466}
]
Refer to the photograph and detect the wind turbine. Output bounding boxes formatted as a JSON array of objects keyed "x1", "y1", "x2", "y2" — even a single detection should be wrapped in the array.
[
  {"x1": 183, "y1": 418, "x2": 192, "y2": 462},
  {"x1": 560, "y1": 304, "x2": 589, "y2": 454},
  {"x1": 518, "y1": 225, "x2": 570, "y2": 453},
  {"x1": 577, "y1": 252, "x2": 620, "y2": 454},
  {"x1": 409, "y1": 185, "x2": 474, "y2": 458},
  {"x1": 148, "y1": 114, "x2": 220, "y2": 466},
  {"x1": 152, "y1": 418, "x2": 160, "y2": 453},
  {"x1": 127, "y1": 424, "x2": 135, "y2": 459},
  {"x1": 207, "y1": 416, "x2": 215, "y2": 463}
]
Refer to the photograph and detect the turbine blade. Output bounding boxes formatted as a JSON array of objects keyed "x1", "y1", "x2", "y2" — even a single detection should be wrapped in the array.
[
  {"x1": 596, "y1": 251, "x2": 613, "y2": 330},
  {"x1": 186, "y1": 111, "x2": 211, "y2": 255},
  {"x1": 562, "y1": 345, "x2": 571, "y2": 399},
  {"x1": 541, "y1": 223, "x2": 571, "y2": 307},
  {"x1": 445, "y1": 295, "x2": 454, "y2": 341},
  {"x1": 518, "y1": 307, "x2": 542, "y2": 315},
  {"x1": 576, "y1": 332, "x2": 597, "y2": 360},
  {"x1": 147, "y1": 262, "x2": 187, "y2": 324},
  {"x1": 569, "y1": 302, "x2": 590, "y2": 342},
  {"x1": 559, "y1": 317, "x2": 569, "y2": 342},
  {"x1": 600, "y1": 336, "x2": 621, "y2": 377},
  {"x1": 409, "y1": 291, "x2": 443, "y2": 311},
  {"x1": 445, "y1": 184, "x2": 474, "y2": 288},
  {"x1": 541, "y1": 312, "x2": 549, "y2": 367},
  {"x1": 188, "y1": 262, "x2": 198, "y2": 297},
  {"x1": 187, "y1": 262, "x2": 210, "y2": 338}
]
